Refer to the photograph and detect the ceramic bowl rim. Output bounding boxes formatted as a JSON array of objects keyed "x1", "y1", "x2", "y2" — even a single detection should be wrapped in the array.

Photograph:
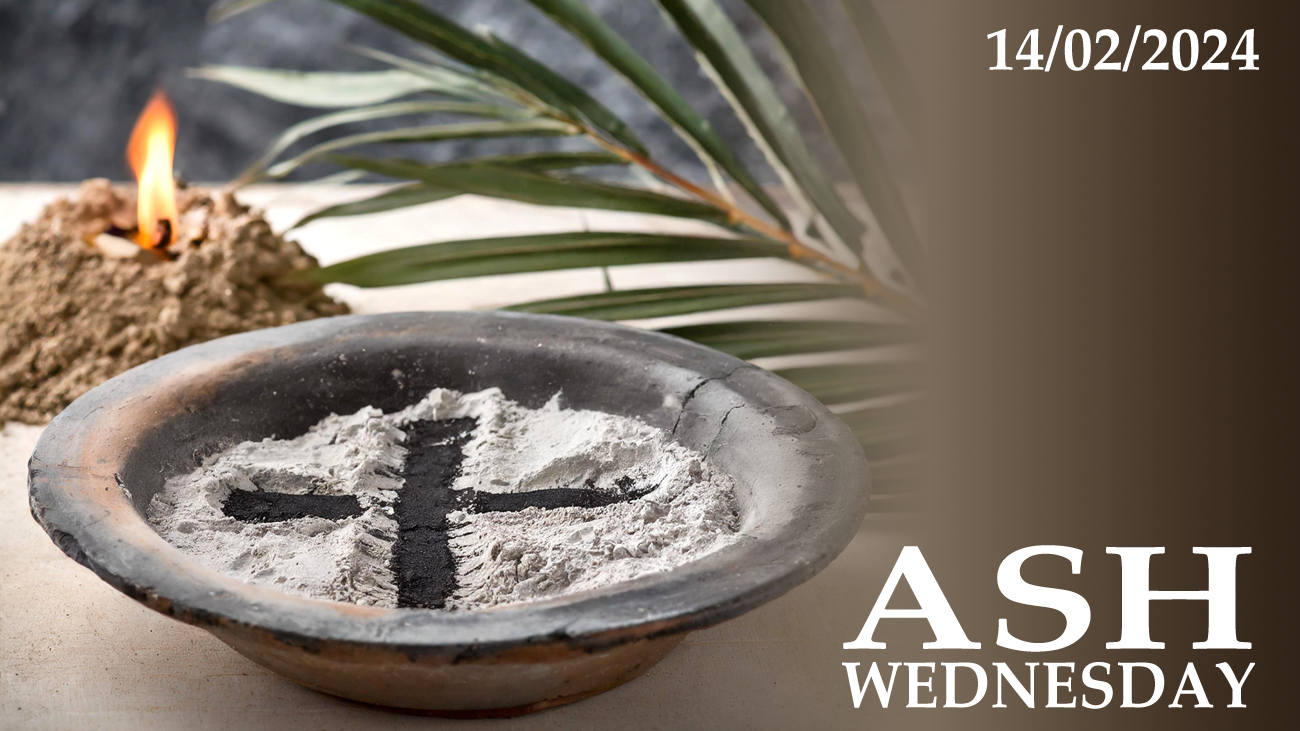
[{"x1": 28, "y1": 312, "x2": 870, "y2": 658}]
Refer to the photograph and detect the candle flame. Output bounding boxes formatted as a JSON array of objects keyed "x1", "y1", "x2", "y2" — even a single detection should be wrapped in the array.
[{"x1": 126, "y1": 90, "x2": 178, "y2": 248}]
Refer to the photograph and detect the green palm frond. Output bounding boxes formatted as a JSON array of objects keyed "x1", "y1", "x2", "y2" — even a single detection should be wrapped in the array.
[
  {"x1": 204, "y1": 0, "x2": 925, "y2": 510},
  {"x1": 742, "y1": 0, "x2": 925, "y2": 284},
  {"x1": 503, "y1": 283, "x2": 866, "y2": 321},
  {"x1": 187, "y1": 66, "x2": 450, "y2": 107},
  {"x1": 287, "y1": 150, "x2": 627, "y2": 228}
]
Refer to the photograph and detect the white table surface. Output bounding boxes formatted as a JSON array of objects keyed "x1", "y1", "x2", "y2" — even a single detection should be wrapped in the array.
[{"x1": 0, "y1": 184, "x2": 913, "y2": 730}]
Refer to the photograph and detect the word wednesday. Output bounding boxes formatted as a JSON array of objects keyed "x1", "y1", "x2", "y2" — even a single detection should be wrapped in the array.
[{"x1": 843, "y1": 546, "x2": 1255, "y2": 709}]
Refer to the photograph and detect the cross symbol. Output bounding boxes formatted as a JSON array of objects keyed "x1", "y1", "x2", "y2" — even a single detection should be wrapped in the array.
[{"x1": 220, "y1": 417, "x2": 651, "y2": 609}]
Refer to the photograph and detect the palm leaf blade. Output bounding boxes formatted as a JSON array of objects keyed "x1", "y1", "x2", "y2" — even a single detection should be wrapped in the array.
[
  {"x1": 839, "y1": 400, "x2": 923, "y2": 460},
  {"x1": 188, "y1": 66, "x2": 448, "y2": 108},
  {"x1": 742, "y1": 0, "x2": 925, "y2": 283},
  {"x1": 238, "y1": 100, "x2": 532, "y2": 185},
  {"x1": 773, "y1": 362, "x2": 918, "y2": 405},
  {"x1": 326, "y1": 153, "x2": 733, "y2": 224},
  {"x1": 465, "y1": 150, "x2": 630, "y2": 170},
  {"x1": 659, "y1": 320, "x2": 912, "y2": 360},
  {"x1": 867, "y1": 452, "x2": 921, "y2": 495},
  {"x1": 209, "y1": 0, "x2": 283, "y2": 22},
  {"x1": 289, "y1": 150, "x2": 629, "y2": 228},
  {"x1": 868, "y1": 492, "x2": 924, "y2": 513},
  {"x1": 522, "y1": 0, "x2": 791, "y2": 230},
  {"x1": 654, "y1": 0, "x2": 865, "y2": 254},
  {"x1": 345, "y1": 45, "x2": 513, "y2": 103},
  {"x1": 322, "y1": 0, "x2": 606, "y2": 121},
  {"x1": 480, "y1": 32, "x2": 647, "y2": 154},
  {"x1": 290, "y1": 184, "x2": 457, "y2": 229},
  {"x1": 504, "y1": 282, "x2": 862, "y2": 320},
  {"x1": 311, "y1": 231, "x2": 791, "y2": 287},
  {"x1": 838, "y1": 0, "x2": 923, "y2": 146},
  {"x1": 262, "y1": 119, "x2": 579, "y2": 179}
]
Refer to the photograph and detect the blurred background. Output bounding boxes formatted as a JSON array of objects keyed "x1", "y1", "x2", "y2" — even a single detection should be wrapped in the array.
[{"x1": 0, "y1": 0, "x2": 916, "y2": 185}]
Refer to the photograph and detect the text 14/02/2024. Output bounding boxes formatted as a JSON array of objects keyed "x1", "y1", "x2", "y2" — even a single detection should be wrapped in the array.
[{"x1": 988, "y1": 27, "x2": 1258, "y2": 72}]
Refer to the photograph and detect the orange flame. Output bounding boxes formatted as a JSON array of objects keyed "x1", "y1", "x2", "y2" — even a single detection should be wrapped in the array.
[{"x1": 126, "y1": 90, "x2": 178, "y2": 248}]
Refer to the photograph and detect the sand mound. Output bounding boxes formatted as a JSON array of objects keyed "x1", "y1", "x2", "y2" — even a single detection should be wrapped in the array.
[{"x1": 0, "y1": 179, "x2": 348, "y2": 424}]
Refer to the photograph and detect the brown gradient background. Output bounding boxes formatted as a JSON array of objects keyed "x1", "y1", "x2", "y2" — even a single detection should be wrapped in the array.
[{"x1": 835, "y1": 0, "x2": 1297, "y2": 727}]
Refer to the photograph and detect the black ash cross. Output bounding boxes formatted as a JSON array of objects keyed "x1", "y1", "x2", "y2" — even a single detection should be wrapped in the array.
[{"x1": 220, "y1": 417, "x2": 650, "y2": 609}]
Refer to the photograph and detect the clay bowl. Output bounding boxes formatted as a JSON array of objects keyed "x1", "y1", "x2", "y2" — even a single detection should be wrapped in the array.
[{"x1": 28, "y1": 312, "x2": 869, "y2": 715}]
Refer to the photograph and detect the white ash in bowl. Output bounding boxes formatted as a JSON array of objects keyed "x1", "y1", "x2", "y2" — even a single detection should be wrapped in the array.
[{"x1": 147, "y1": 388, "x2": 741, "y2": 611}]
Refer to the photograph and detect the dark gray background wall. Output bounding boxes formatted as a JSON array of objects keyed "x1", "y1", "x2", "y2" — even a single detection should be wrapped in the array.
[{"x1": 0, "y1": 0, "x2": 909, "y2": 184}]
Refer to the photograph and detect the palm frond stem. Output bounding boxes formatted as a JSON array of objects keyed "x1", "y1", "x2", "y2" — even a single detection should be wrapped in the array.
[{"x1": 569, "y1": 123, "x2": 919, "y2": 316}]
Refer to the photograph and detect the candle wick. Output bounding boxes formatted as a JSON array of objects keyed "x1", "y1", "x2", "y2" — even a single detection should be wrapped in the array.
[{"x1": 154, "y1": 219, "x2": 173, "y2": 248}]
